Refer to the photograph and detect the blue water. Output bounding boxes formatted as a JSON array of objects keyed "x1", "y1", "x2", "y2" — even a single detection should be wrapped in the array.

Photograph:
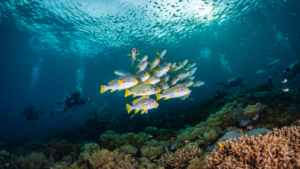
[{"x1": 0, "y1": 0, "x2": 299, "y2": 145}]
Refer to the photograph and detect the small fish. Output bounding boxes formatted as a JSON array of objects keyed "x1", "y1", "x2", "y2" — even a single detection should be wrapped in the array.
[
  {"x1": 100, "y1": 75, "x2": 138, "y2": 93},
  {"x1": 171, "y1": 62, "x2": 176, "y2": 69},
  {"x1": 125, "y1": 83, "x2": 161, "y2": 97},
  {"x1": 136, "y1": 61, "x2": 148, "y2": 72},
  {"x1": 172, "y1": 64, "x2": 183, "y2": 73},
  {"x1": 170, "y1": 77, "x2": 180, "y2": 86},
  {"x1": 241, "y1": 129, "x2": 243, "y2": 134},
  {"x1": 187, "y1": 76, "x2": 195, "y2": 81},
  {"x1": 179, "y1": 93, "x2": 190, "y2": 101},
  {"x1": 6, "y1": 163, "x2": 9, "y2": 167},
  {"x1": 267, "y1": 58, "x2": 280, "y2": 66},
  {"x1": 148, "y1": 58, "x2": 160, "y2": 71},
  {"x1": 148, "y1": 134, "x2": 153, "y2": 138},
  {"x1": 156, "y1": 86, "x2": 191, "y2": 100},
  {"x1": 218, "y1": 142, "x2": 223, "y2": 148},
  {"x1": 185, "y1": 140, "x2": 189, "y2": 143},
  {"x1": 137, "y1": 55, "x2": 148, "y2": 63},
  {"x1": 162, "y1": 75, "x2": 169, "y2": 82},
  {"x1": 193, "y1": 81, "x2": 205, "y2": 87},
  {"x1": 126, "y1": 96, "x2": 159, "y2": 114},
  {"x1": 246, "y1": 125, "x2": 253, "y2": 130},
  {"x1": 281, "y1": 79, "x2": 287, "y2": 83},
  {"x1": 156, "y1": 49, "x2": 167, "y2": 60},
  {"x1": 282, "y1": 88, "x2": 289, "y2": 92},
  {"x1": 157, "y1": 81, "x2": 169, "y2": 90},
  {"x1": 144, "y1": 76, "x2": 161, "y2": 84},
  {"x1": 114, "y1": 70, "x2": 133, "y2": 76},
  {"x1": 253, "y1": 69, "x2": 265, "y2": 74},
  {"x1": 153, "y1": 62, "x2": 171, "y2": 77},
  {"x1": 135, "y1": 71, "x2": 150, "y2": 82},
  {"x1": 182, "y1": 80, "x2": 194, "y2": 87},
  {"x1": 189, "y1": 67, "x2": 197, "y2": 76},
  {"x1": 127, "y1": 48, "x2": 140, "y2": 67},
  {"x1": 149, "y1": 155, "x2": 157, "y2": 160},
  {"x1": 186, "y1": 62, "x2": 196, "y2": 69},
  {"x1": 179, "y1": 59, "x2": 188, "y2": 67}
]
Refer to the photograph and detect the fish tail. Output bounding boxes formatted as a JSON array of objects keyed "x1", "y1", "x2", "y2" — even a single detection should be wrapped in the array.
[
  {"x1": 131, "y1": 59, "x2": 134, "y2": 67},
  {"x1": 126, "y1": 104, "x2": 132, "y2": 114},
  {"x1": 156, "y1": 94, "x2": 161, "y2": 101},
  {"x1": 125, "y1": 89, "x2": 131, "y2": 97},
  {"x1": 100, "y1": 85, "x2": 107, "y2": 94}
]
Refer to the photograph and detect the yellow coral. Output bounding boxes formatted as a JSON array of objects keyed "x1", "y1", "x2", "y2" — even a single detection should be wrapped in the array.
[{"x1": 244, "y1": 102, "x2": 265, "y2": 120}]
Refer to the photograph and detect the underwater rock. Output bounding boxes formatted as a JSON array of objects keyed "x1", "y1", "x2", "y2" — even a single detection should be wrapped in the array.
[{"x1": 205, "y1": 128, "x2": 271, "y2": 152}]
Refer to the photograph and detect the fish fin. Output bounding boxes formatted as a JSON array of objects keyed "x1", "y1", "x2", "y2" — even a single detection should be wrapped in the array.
[
  {"x1": 111, "y1": 89, "x2": 116, "y2": 93},
  {"x1": 126, "y1": 104, "x2": 132, "y2": 114},
  {"x1": 156, "y1": 94, "x2": 161, "y2": 101},
  {"x1": 142, "y1": 95, "x2": 149, "y2": 98},
  {"x1": 117, "y1": 80, "x2": 124, "y2": 84},
  {"x1": 148, "y1": 62, "x2": 152, "y2": 65},
  {"x1": 136, "y1": 53, "x2": 140, "y2": 56},
  {"x1": 108, "y1": 80, "x2": 114, "y2": 85},
  {"x1": 156, "y1": 52, "x2": 160, "y2": 55},
  {"x1": 179, "y1": 62, "x2": 182, "y2": 65},
  {"x1": 100, "y1": 85, "x2": 107, "y2": 94},
  {"x1": 174, "y1": 71, "x2": 177, "y2": 73},
  {"x1": 141, "y1": 104, "x2": 147, "y2": 107},
  {"x1": 137, "y1": 59, "x2": 141, "y2": 61},
  {"x1": 125, "y1": 89, "x2": 131, "y2": 97},
  {"x1": 141, "y1": 109, "x2": 146, "y2": 114},
  {"x1": 164, "y1": 97, "x2": 169, "y2": 100},
  {"x1": 133, "y1": 95, "x2": 137, "y2": 97},
  {"x1": 162, "y1": 89, "x2": 168, "y2": 94},
  {"x1": 118, "y1": 89, "x2": 122, "y2": 91},
  {"x1": 135, "y1": 109, "x2": 139, "y2": 114},
  {"x1": 173, "y1": 89, "x2": 180, "y2": 93},
  {"x1": 127, "y1": 54, "x2": 132, "y2": 56},
  {"x1": 188, "y1": 64, "x2": 190, "y2": 66},
  {"x1": 146, "y1": 110, "x2": 148, "y2": 114},
  {"x1": 154, "y1": 70, "x2": 159, "y2": 73}
]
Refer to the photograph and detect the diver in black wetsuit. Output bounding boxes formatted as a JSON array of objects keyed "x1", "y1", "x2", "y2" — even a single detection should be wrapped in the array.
[
  {"x1": 215, "y1": 76, "x2": 248, "y2": 89},
  {"x1": 50, "y1": 92, "x2": 91, "y2": 118},
  {"x1": 283, "y1": 59, "x2": 300, "y2": 80},
  {"x1": 20, "y1": 104, "x2": 44, "y2": 120}
]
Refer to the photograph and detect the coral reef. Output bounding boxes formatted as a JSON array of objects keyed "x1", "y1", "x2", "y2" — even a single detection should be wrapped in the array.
[
  {"x1": 16, "y1": 152, "x2": 51, "y2": 169},
  {"x1": 42, "y1": 139, "x2": 81, "y2": 162},
  {"x1": 158, "y1": 145, "x2": 202, "y2": 169},
  {"x1": 243, "y1": 102, "x2": 266, "y2": 120},
  {"x1": 118, "y1": 144, "x2": 138, "y2": 156},
  {"x1": 100, "y1": 130, "x2": 148, "y2": 151},
  {"x1": 206, "y1": 126, "x2": 300, "y2": 168}
]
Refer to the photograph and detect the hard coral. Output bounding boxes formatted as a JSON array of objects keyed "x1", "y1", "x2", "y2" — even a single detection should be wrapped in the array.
[
  {"x1": 119, "y1": 144, "x2": 138, "y2": 155},
  {"x1": 158, "y1": 145, "x2": 202, "y2": 169},
  {"x1": 206, "y1": 126, "x2": 300, "y2": 169},
  {"x1": 89, "y1": 149, "x2": 138, "y2": 169},
  {"x1": 16, "y1": 152, "x2": 50, "y2": 169}
]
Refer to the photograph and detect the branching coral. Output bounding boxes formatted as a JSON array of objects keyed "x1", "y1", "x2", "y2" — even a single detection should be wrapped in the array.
[
  {"x1": 206, "y1": 126, "x2": 300, "y2": 169},
  {"x1": 158, "y1": 145, "x2": 202, "y2": 169}
]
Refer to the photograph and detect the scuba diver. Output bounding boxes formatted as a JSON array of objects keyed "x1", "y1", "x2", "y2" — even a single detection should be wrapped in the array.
[
  {"x1": 50, "y1": 92, "x2": 91, "y2": 118},
  {"x1": 282, "y1": 59, "x2": 300, "y2": 80},
  {"x1": 20, "y1": 104, "x2": 44, "y2": 120},
  {"x1": 215, "y1": 76, "x2": 248, "y2": 89}
]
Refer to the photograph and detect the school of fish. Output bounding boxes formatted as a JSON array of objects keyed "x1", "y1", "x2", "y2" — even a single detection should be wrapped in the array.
[{"x1": 100, "y1": 48, "x2": 205, "y2": 116}]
